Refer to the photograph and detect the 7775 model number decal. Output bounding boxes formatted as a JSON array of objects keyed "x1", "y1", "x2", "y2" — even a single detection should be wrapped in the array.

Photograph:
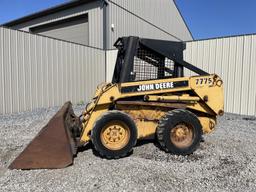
[{"x1": 195, "y1": 77, "x2": 213, "y2": 85}]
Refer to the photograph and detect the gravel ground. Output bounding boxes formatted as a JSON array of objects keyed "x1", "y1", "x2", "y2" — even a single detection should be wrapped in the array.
[{"x1": 0, "y1": 105, "x2": 256, "y2": 192}]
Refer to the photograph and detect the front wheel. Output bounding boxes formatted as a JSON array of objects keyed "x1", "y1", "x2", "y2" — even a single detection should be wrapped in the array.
[
  {"x1": 156, "y1": 109, "x2": 202, "y2": 155},
  {"x1": 91, "y1": 110, "x2": 137, "y2": 159}
]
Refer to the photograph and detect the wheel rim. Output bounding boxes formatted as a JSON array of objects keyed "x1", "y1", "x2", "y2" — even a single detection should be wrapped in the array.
[
  {"x1": 100, "y1": 120, "x2": 130, "y2": 151},
  {"x1": 170, "y1": 123, "x2": 194, "y2": 148}
]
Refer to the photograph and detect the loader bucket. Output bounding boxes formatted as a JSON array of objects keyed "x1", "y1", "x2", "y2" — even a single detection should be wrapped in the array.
[{"x1": 9, "y1": 102, "x2": 81, "y2": 170}]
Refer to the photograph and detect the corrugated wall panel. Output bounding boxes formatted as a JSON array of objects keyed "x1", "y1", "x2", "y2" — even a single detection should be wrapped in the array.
[
  {"x1": 106, "y1": 50, "x2": 118, "y2": 82},
  {"x1": 0, "y1": 28, "x2": 3, "y2": 113},
  {"x1": 248, "y1": 36, "x2": 256, "y2": 115},
  {"x1": 107, "y1": 0, "x2": 192, "y2": 49},
  {"x1": 0, "y1": 27, "x2": 105, "y2": 114},
  {"x1": 185, "y1": 35, "x2": 256, "y2": 116},
  {"x1": 220, "y1": 38, "x2": 229, "y2": 94},
  {"x1": 89, "y1": 5, "x2": 103, "y2": 48},
  {"x1": 240, "y1": 36, "x2": 251, "y2": 115}
]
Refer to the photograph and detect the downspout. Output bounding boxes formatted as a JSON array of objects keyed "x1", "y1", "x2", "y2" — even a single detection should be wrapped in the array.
[{"x1": 101, "y1": 0, "x2": 108, "y2": 82}]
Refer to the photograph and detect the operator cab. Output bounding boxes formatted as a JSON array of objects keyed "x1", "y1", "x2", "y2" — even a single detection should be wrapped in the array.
[{"x1": 112, "y1": 36, "x2": 208, "y2": 84}]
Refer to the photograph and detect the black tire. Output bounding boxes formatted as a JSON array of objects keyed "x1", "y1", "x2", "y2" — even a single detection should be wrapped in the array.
[
  {"x1": 91, "y1": 110, "x2": 137, "y2": 159},
  {"x1": 156, "y1": 109, "x2": 202, "y2": 155}
]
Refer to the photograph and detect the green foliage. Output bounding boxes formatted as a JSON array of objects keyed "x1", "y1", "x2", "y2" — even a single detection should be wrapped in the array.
[{"x1": 77, "y1": 100, "x2": 85, "y2": 105}]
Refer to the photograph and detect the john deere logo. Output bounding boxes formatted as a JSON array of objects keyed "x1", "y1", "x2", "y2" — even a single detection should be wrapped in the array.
[
  {"x1": 137, "y1": 82, "x2": 174, "y2": 92},
  {"x1": 121, "y1": 80, "x2": 188, "y2": 93}
]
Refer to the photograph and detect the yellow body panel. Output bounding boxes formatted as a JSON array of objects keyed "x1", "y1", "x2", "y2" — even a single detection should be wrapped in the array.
[
  {"x1": 79, "y1": 74, "x2": 224, "y2": 143},
  {"x1": 190, "y1": 75, "x2": 224, "y2": 115},
  {"x1": 136, "y1": 120, "x2": 158, "y2": 139},
  {"x1": 198, "y1": 116, "x2": 216, "y2": 134},
  {"x1": 81, "y1": 105, "x2": 108, "y2": 141},
  {"x1": 147, "y1": 95, "x2": 200, "y2": 102}
]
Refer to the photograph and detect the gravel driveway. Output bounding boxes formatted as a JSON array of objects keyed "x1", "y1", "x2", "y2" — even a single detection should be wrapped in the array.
[{"x1": 0, "y1": 105, "x2": 256, "y2": 192}]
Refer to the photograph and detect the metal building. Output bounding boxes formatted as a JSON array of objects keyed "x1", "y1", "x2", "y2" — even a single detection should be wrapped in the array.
[
  {"x1": 0, "y1": 27, "x2": 105, "y2": 114},
  {"x1": 0, "y1": 0, "x2": 192, "y2": 114},
  {"x1": 2, "y1": 1, "x2": 255, "y2": 117},
  {"x1": 3, "y1": 0, "x2": 193, "y2": 49}
]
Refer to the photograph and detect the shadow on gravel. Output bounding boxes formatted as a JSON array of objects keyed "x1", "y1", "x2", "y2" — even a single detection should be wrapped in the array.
[
  {"x1": 135, "y1": 139, "x2": 155, "y2": 147},
  {"x1": 243, "y1": 117, "x2": 256, "y2": 121},
  {"x1": 77, "y1": 143, "x2": 92, "y2": 153},
  {"x1": 133, "y1": 140, "x2": 206, "y2": 163},
  {"x1": 75, "y1": 139, "x2": 208, "y2": 162},
  {"x1": 80, "y1": 142, "x2": 134, "y2": 159}
]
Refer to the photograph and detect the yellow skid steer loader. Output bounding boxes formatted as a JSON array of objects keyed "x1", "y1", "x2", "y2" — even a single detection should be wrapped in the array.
[{"x1": 9, "y1": 37, "x2": 224, "y2": 169}]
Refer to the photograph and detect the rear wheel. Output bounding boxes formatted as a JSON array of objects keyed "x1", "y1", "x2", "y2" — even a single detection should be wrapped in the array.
[
  {"x1": 156, "y1": 109, "x2": 202, "y2": 155},
  {"x1": 91, "y1": 111, "x2": 137, "y2": 158}
]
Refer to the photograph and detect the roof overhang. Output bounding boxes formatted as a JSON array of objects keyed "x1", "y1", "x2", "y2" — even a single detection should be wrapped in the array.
[{"x1": 3, "y1": 0, "x2": 100, "y2": 27}]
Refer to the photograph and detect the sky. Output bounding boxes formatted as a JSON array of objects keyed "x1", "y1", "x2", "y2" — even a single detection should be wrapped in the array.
[
  {"x1": 0, "y1": 0, "x2": 67, "y2": 24},
  {"x1": 0, "y1": 0, "x2": 256, "y2": 40},
  {"x1": 176, "y1": 0, "x2": 256, "y2": 39}
]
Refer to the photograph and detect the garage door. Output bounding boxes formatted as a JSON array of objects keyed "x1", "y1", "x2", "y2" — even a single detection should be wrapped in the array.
[{"x1": 30, "y1": 14, "x2": 89, "y2": 45}]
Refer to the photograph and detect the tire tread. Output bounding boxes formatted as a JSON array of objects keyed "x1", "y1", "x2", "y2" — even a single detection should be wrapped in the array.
[{"x1": 156, "y1": 109, "x2": 202, "y2": 155}]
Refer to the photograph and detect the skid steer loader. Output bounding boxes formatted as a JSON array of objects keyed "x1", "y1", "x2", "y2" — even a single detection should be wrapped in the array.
[{"x1": 9, "y1": 36, "x2": 224, "y2": 170}]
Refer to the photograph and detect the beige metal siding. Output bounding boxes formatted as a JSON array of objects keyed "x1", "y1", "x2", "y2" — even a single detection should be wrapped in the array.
[
  {"x1": 184, "y1": 35, "x2": 256, "y2": 116},
  {"x1": 89, "y1": 5, "x2": 104, "y2": 48},
  {"x1": 0, "y1": 27, "x2": 105, "y2": 114},
  {"x1": 106, "y1": 50, "x2": 118, "y2": 82},
  {"x1": 10, "y1": 1, "x2": 104, "y2": 48},
  {"x1": 106, "y1": 0, "x2": 193, "y2": 48}
]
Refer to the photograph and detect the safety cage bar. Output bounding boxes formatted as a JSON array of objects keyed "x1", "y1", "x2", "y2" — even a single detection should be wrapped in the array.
[{"x1": 112, "y1": 36, "x2": 209, "y2": 83}]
